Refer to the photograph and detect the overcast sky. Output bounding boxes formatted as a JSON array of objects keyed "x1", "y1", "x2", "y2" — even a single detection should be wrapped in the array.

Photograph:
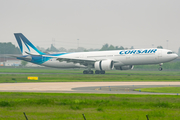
[{"x1": 0, "y1": 0, "x2": 180, "y2": 52}]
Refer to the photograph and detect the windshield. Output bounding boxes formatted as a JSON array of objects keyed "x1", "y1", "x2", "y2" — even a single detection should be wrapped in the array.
[{"x1": 167, "y1": 51, "x2": 176, "y2": 54}]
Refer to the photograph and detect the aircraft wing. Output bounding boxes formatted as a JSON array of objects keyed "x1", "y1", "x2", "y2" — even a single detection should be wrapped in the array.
[
  {"x1": 56, "y1": 58, "x2": 119, "y2": 66},
  {"x1": 57, "y1": 58, "x2": 96, "y2": 65},
  {"x1": 44, "y1": 55, "x2": 96, "y2": 66}
]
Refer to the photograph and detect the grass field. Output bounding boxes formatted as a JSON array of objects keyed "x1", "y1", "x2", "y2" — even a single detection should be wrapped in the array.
[
  {"x1": 1, "y1": 67, "x2": 180, "y2": 75},
  {"x1": 0, "y1": 67, "x2": 180, "y2": 83},
  {"x1": 1, "y1": 67, "x2": 180, "y2": 120},
  {"x1": 135, "y1": 87, "x2": 180, "y2": 93},
  {"x1": 0, "y1": 93, "x2": 180, "y2": 120}
]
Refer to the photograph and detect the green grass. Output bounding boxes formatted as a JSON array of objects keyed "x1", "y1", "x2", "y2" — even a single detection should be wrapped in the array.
[
  {"x1": 1, "y1": 68, "x2": 180, "y2": 119},
  {"x1": 1, "y1": 67, "x2": 180, "y2": 75},
  {"x1": 135, "y1": 87, "x2": 180, "y2": 93},
  {"x1": 0, "y1": 92, "x2": 180, "y2": 120},
  {"x1": 0, "y1": 73, "x2": 180, "y2": 83},
  {"x1": 0, "y1": 67, "x2": 180, "y2": 83},
  {"x1": 0, "y1": 67, "x2": 81, "y2": 73}
]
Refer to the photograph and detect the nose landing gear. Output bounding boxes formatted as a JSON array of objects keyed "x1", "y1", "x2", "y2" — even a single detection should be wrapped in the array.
[
  {"x1": 158, "y1": 67, "x2": 163, "y2": 71},
  {"x1": 158, "y1": 63, "x2": 163, "y2": 71}
]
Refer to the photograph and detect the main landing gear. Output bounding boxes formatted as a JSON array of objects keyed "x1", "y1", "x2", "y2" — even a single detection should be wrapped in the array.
[
  {"x1": 83, "y1": 70, "x2": 94, "y2": 74},
  {"x1": 95, "y1": 70, "x2": 105, "y2": 74},
  {"x1": 83, "y1": 70, "x2": 105, "y2": 74}
]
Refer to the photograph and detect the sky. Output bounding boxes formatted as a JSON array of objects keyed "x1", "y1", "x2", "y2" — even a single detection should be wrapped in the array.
[{"x1": 0, "y1": 0, "x2": 180, "y2": 52}]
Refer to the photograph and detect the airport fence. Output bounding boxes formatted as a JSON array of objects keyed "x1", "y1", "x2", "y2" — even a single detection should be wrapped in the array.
[{"x1": 22, "y1": 112, "x2": 150, "y2": 120}]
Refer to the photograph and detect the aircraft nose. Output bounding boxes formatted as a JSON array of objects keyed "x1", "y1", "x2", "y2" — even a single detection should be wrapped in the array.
[
  {"x1": 173, "y1": 54, "x2": 179, "y2": 59},
  {"x1": 175, "y1": 54, "x2": 178, "y2": 58}
]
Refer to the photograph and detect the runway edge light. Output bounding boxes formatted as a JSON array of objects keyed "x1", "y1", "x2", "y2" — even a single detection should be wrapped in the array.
[{"x1": 27, "y1": 77, "x2": 38, "y2": 80}]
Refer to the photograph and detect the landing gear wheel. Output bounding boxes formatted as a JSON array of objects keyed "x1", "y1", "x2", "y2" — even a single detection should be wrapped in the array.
[
  {"x1": 159, "y1": 67, "x2": 163, "y2": 71},
  {"x1": 95, "y1": 70, "x2": 105, "y2": 74},
  {"x1": 100, "y1": 70, "x2": 105, "y2": 74},
  {"x1": 89, "y1": 70, "x2": 94, "y2": 74},
  {"x1": 83, "y1": 70, "x2": 94, "y2": 74},
  {"x1": 95, "y1": 70, "x2": 100, "y2": 74},
  {"x1": 83, "y1": 70, "x2": 88, "y2": 74}
]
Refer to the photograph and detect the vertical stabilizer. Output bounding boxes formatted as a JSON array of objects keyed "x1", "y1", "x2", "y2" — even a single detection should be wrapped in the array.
[{"x1": 14, "y1": 33, "x2": 45, "y2": 55}]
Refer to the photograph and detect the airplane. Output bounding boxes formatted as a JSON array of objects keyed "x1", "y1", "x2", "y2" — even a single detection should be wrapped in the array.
[{"x1": 14, "y1": 33, "x2": 178, "y2": 74}]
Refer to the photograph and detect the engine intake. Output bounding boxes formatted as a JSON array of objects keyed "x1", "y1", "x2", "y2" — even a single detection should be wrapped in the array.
[{"x1": 94, "y1": 60, "x2": 114, "y2": 70}]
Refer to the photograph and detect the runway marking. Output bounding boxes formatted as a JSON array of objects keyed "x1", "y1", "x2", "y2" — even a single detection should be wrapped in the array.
[{"x1": 95, "y1": 88, "x2": 100, "y2": 90}]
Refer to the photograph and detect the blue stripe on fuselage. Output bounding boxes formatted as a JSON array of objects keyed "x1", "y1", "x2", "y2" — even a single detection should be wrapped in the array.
[{"x1": 17, "y1": 53, "x2": 68, "y2": 64}]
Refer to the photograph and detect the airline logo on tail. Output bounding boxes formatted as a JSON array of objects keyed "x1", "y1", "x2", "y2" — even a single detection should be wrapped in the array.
[{"x1": 14, "y1": 33, "x2": 45, "y2": 55}]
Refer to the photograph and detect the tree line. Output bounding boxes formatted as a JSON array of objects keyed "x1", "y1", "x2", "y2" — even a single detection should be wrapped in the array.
[
  {"x1": 0, "y1": 42, "x2": 166, "y2": 54},
  {"x1": 0, "y1": 42, "x2": 21, "y2": 54},
  {"x1": 39, "y1": 43, "x2": 135, "y2": 52}
]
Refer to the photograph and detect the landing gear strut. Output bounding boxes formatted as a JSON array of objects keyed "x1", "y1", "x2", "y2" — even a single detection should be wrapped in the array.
[{"x1": 158, "y1": 63, "x2": 163, "y2": 71}]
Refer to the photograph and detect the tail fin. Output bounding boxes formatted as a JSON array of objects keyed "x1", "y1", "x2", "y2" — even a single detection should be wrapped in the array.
[{"x1": 14, "y1": 33, "x2": 45, "y2": 55}]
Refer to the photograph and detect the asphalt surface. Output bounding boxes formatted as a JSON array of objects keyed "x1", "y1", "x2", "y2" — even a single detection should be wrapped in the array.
[{"x1": 0, "y1": 82, "x2": 180, "y2": 95}]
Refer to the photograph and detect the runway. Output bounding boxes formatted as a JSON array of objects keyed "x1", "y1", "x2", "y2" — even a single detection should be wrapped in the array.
[{"x1": 0, "y1": 82, "x2": 180, "y2": 95}]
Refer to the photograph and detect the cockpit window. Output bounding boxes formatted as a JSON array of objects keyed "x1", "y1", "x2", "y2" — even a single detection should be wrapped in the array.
[
  {"x1": 167, "y1": 52, "x2": 172, "y2": 54},
  {"x1": 167, "y1": 51, "x2": 176, "y2": 54}
]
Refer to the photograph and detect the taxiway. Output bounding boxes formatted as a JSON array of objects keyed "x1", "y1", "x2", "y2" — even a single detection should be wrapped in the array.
[{"x1": 0, "y1": 82, "x2": 180, "y2": 95}]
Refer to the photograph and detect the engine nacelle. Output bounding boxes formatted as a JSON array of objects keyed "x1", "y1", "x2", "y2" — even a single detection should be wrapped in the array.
[
  {"x1": 115, "y1": 65, "x2": 134, "y2": 70},
  {"x1": 94, "y1": 60, "x2": 114, "y2": 70}
]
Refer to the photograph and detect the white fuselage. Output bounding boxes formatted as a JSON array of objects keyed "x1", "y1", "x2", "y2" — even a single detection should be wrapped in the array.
[
  {"x1": 14, "y1": 33, "x2": 178, "y2": 71},
  {"x1": 40, "y1": 48, "x2": 178, "y2": 69}
]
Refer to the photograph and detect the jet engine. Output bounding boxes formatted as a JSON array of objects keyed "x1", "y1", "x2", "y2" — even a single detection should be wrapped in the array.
[
  {"x1": 115, "y1": 65, "x2": 134, "y2": 70},
  {"x1": 94, "y1": 60, "x2": 114, "y2": 70}
]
